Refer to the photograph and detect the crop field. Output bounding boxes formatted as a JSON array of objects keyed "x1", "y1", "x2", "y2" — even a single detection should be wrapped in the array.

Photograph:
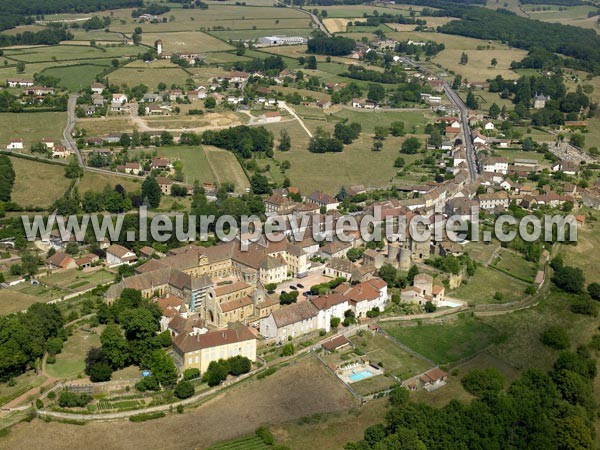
[
  {"x1": 209, "y1": 435, "x2": 269, "y2": 450},
  {"x1": 3, "y1": 356, "x2": 357, "y2": 450},
  {"x1": 203, "y1": 146, "x2": 250, "y2": 192},
  {"x1": 40, "y1": 61, "x2": 112, "y2": 91},
  {"x1": 382, "y1": 316, "x2": 502, "y2": 365},
  {"x1": 43, "y1": 269, "x2": 113, "y2": 292},
  {"x1": 316, "y1": 5, "x2": 410, "y2": 18},
  {"x1": 143, "y1": 31, "x2": 233, "y2": 53},
  {"x1": 46, "y1": 326, "x2": 102, "y2": 379},
  {"x1": 8, "y1": 156, "x2": 70, "y2": 208},
  {"x1": 203, "y1": 51, "x2": 252, "y2": 64},
  {"x1": 323, "y1": 18, "x2": 366, "y2": 33},
  {"x1": 108, "y1": 63, "x2": 191, "y2": 89},
  {"x1": 523, "y1": 4, "x2": 598, "y2": 21},
  {"x1": 451, "y1": 265, "x2": 529, "y2": 305}
]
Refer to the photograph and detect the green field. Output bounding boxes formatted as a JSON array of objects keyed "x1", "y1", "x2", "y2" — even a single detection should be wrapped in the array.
[
  {"x1": 4, "y1": 44, "x2": 135, "y2": 63},
  {"x1": 492, "y1": 250, "x2": 538, "y2": 283},
  {"x1": 78, "y1": 170, "x2": 142, "y2": 194},
  {"x1": 108, "y1": 62, "x2": 191, "y2": 89},
  {"x1": 43, "y1": 269, "x2": 113, "y2": 292},
  {"x1": 382, "y1": 317, "x2": 503, "y2": 365},
  {"x1": 40, "y1": 62, "x2": 112, "y2": 91},
  {"x1": 8, "y1": 156, "x2": 70, "y2": 208},
  {"x1": 452, "y1": 265, "x2": 529, "y2": 305},
  {"x1": 130, "y1": 145, "x2": 217, "y2": 186},
  {"x1": 143, "y1": 31, "x2": 234, "y2": 53},
  {"x1": 204, "y1": 146, "x2": 250, "y2": 192},
  {"x1": 211, "y1": 27, "x2": 313, "y2": 41},
  {"x1": 46, "y1": 326, "x2": 102, "y2": 379}
]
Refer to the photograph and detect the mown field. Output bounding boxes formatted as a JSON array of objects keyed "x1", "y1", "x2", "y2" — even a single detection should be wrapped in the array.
[
  {"x1": 452, "y1": 265, "x2": 530, "y2": 305},
  {"x1": 45, "y1": 326, "x2": 103, "y2": 379},
  {"x1": 8, "y1": 156, "x2": 70, "y2": 208},
  {"x1": 0, "y1": 112, "x2": 66, "y2": 149}
]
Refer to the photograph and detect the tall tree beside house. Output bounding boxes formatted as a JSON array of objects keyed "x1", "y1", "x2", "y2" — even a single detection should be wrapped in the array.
[
  {"x1": 141, "y1": 176, "x2": 161, "y2": 208},
  {"x1": 489, "y1": 102, "x2": 500, "y2": 119}
]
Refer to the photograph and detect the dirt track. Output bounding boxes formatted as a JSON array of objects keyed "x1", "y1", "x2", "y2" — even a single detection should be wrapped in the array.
[{"x1": 2, "y1": 356, "x2": 357, "y2": 450}]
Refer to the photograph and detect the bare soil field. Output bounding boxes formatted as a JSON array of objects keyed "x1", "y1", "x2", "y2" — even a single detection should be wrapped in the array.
[{"x1": 2, "y1": 356, "x2": 356, "y2": 450}]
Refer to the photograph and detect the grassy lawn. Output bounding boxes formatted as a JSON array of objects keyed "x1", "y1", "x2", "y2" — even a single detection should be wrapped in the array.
[
  {"x1": 46, "y1": 326, "x2": 103, "y2": 379},
  {"x1": 78, "y1": 170, "x2": 142, "y2": 194},
  {"x1": 492, "y1": 250, "x2": 538, "y2": 282},
  {"x1": 130, "y1": 145, "x2": 217, "y2": 186},
  {"x1": 204, "y1": 146, "x2": 250, "y2": 192},
  {"x1": 561, "y1": 210, "x2": 600, "y2": 284},
  {"x1": 108, "y1": 62, "x2": 191, "y2": 89},
  {"x1": 350, "y1": 374, "x2": 396, "y2": 396},
  {"x1": 43, "y1": 269, "x2": 113, "y2": 292},
  {"x1": 0, "y1": 290, "x2": 52, "y2": 316},
  {"x1": 351, "y1": 332, "x2": 431, "y2": 380},
  {"x1": 463, "y1": 241, "x2": 498, "y2": 264},
  {"x1": 382, "y1": 316, "x2": 503, "y2": 365},
  {"x1": 8, "y1": 156, "x2": 70, "y2": 208},
  {"x1": 211, "y1": 26, "x2": 313, "y2": 41},
  {"x1": 4, "y1": 44, "x2": 134, "y2": 63},
  {"x1": 76, "y1": 117, "x2": 135, "y2": 136},
  {"x1": 452, "y1": 265, "x2": 529, "y2": 305},
  {"x1": 0, "y1": 112, "x2": 66, "y2": 149}
]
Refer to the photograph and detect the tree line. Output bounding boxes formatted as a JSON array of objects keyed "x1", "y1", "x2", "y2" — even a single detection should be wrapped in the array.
[
  {"x1": 307, "y1": 35, "x2": 356, "y2": 56},
  {"x1": 0, "y1": 155, "x2": 15, "y2": 203}
]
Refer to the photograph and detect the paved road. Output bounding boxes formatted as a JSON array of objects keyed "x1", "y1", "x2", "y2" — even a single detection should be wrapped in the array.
[
  {"x1": 64, "y1": 94, "x2": 83, "y2": 166},
  {"x1": 398, "y1": 57, "x2": 478, "y2": 182},
  {"x1": 442, "y1": 82, "x2": 478, "y2": 182}
]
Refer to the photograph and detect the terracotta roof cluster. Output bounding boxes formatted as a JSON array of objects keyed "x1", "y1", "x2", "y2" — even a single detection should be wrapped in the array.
[{"x1": 173, "y1": 325, "x2": 255, "y2": 353}]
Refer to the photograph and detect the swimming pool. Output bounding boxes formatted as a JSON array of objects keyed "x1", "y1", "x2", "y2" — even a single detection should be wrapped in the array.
[{"x1": 348, "y1": 370, "x2": 375, "y2": 383}]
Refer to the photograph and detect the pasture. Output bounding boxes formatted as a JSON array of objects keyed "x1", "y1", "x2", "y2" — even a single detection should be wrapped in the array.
[
  {"x1": 43, "y1": 269, "x2": 113, "y2": 293},
  {"x1": 78, "y1": 170, "x2": 141, "y2": 194},
  {"x1": 211, "y1": 26, "x2": 313, "y2": 41},
  {"x1": 431, "y1": 47, "x2": 528, "y2": 81},
  {"x1": 0, "y1": 112, "x2": 66, "y2": 149},
  {"x1": 561, "y1": 210, "x2": 600, "y2": 284},
  {"x1": 382, "y1": 316, "x2": 503, "y2": 365},
  {"x1": 108, "y1": 62, "x2": 190, "y2": 89},
  {"x1": 8, "y1": 156, "x2": 70, "y2": 208},
  {"x1": 451, "y1": 265, "x2": 529, "y2": 305},
  {"x1": 0, "y1": 289, "x2": 53, "y2": 316},
  {"x1": 40, "y1": 61, "x2": 112, "y2": 91},
  {"x1": 3, "y1": 44, "x2": 135, "y2": 63},
  {"x1": 203, "y1": 146, "x2": 250, "y2": 192}
]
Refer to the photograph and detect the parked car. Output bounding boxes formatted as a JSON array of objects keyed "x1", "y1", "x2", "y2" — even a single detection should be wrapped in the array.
[
  {"x1": 289, "y1": 285, "x2": 297, "y2": 290},
  {"x1": 297, "y1": 283, "x2": 304, "y2": 288}
]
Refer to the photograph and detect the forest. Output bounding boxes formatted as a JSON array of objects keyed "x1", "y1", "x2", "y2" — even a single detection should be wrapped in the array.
[
  {"x1": 346, "y1": 348, "x2": 598, "y2": 449},
  {"x1": 0, "y1": 0, "x2": 142, "y2": 33},
  {"x1": 440, "y1": 7, "x2": 600, "y2": 72},
  {"x1": 307, "y1": 35, "x2": 356, "y2": 56},
  {"x1": 0, "y1": 24, "x2": 72, "y2": 47}
]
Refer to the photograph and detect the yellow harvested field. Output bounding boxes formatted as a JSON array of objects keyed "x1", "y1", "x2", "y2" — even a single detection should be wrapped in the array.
[
  {"x1": 322, "y1": 18, "x2": 365, "y2": 33},
  {"x1": 143, "y1": 31, "x2": 233, "y2": 53}
]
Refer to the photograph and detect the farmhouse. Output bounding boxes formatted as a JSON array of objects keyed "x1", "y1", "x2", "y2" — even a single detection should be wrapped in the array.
[
  {"x1": 6, "y1": 78, "x2": 34, "y2": 87},
  {"x1": 401, "y1": 273, "x2": 445, "y2": 306},
  {"x1": 46, "y1": 252, "x2": 77, "y2": 270},
  {"x1": 6, "y1": 138, "x2": 23, "y2": 150},
  {"x1": 309, "y1": 191, "x2": 339, "y2": 211},
  {"x1": 478, "y1": 191, "x2": 510, "y2": 210},
  {"x1": 91, "y1": 83, "x2": 105, "y2": 94},
  {"x1": 260, "y1": 301, "x2": 319, "y2": 343},
  {"x1": 124, "y1": 162, "x2": 142, "y2": 175},
  {"x1": 481, "y1": 157, "x2": 508, "y2": 175},
  {"x1": 258, "y1": 35, "x2": 306, "y2": 46}
]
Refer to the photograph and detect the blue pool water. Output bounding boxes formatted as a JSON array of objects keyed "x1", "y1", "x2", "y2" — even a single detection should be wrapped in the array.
[{"x1": 348, "y1": 370, "x2": 375, "y2": 382}]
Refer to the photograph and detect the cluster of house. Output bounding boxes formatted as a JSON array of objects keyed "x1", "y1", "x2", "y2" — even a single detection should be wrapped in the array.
[
  {"x1": 6, "y1": 78, "x2": 56, "y2": 102},
  {"x1": 5, "y1": 137, "x2": 71, "y2": 157}
]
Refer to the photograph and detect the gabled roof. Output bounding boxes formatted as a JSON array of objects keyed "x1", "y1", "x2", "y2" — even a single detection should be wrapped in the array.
[
  {"x1": 173, "y1": 326, "x2": 255, "y2": 353},
  {"x1": 271, "y1": 301, "x2": 318, "y2": 327}
]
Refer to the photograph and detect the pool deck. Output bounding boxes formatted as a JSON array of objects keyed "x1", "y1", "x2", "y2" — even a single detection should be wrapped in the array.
[{"x1": 337, "y1": 363, "x2": 384, "y2": 384}]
